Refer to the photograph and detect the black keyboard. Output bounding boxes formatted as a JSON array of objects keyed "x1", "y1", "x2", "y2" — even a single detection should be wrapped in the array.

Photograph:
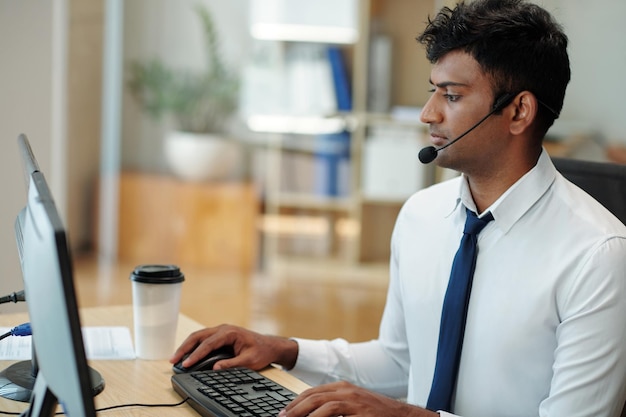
[{"x1": 171, "y1": 367, "x2": 298, "y2": 417}]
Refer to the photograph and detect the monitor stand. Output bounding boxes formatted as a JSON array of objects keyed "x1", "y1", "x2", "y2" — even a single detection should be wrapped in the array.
[{"x1": 0, "y1": 351, "x2": 104, "y2": 402}]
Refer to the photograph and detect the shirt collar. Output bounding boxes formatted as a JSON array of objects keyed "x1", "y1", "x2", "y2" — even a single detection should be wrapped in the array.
[{"x1": 449, "y1": 149, "x2": 557, "y2": 233}]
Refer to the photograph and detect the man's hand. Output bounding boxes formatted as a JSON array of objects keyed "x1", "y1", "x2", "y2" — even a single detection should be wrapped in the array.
[
  {"x1": 278, "y1": 381, "x2": 438, "y2": 417},
  {"x1": 169, "y1": 324, "x2": 299, "y2": 370}
]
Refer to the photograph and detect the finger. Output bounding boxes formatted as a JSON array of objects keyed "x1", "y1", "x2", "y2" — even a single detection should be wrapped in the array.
[
  {"x1": 283, "y1": 390, "x2": 345, "y2": 417},
  {"x1": 282, "y1": 384, "x2": 339, "y2": 415},
  {"x1": 175, "y1": 328, "x2": 230, "y2": 366},
  {"x1": 307, "y1": 401, "x2": 351, "y2": 417},
  {"x1": 283, "y1": 382, "x2": 362, "y2": 417},
  {"x1": 211, "y1": 356, "x2": 239, "y2": 370},
  {"x1": 212, "y1": 346, "x2": 260, "y2": 370},
  {"x1": 182, "y1": 337, "x2": 229, "y2": 367},
  {"x1": 169, "y1": 330, "x2": 208, "y2": 363}
]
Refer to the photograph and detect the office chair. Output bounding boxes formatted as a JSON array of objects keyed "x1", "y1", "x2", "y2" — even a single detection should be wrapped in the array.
[{"x1": 552, "y1": 157, "x2": 626, "y2": 226}]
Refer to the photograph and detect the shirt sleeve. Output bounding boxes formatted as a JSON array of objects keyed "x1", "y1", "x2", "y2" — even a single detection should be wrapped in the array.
[
  {"x1": 288, "y1": 337, "x2": 409, "y2": 398},
  {"x1": 539, "y1": 236, "x2": 626, "y2": 417}
]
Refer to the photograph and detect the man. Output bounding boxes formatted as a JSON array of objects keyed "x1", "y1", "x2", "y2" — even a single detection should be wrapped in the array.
[{"x1": 171, "y1": 1, "x2": 626, "y2": 416}]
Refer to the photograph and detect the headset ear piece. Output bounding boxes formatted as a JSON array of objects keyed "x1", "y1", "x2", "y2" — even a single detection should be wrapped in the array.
[{"x1": 492, "y1": 92, "x2": 516, "y2": 112}]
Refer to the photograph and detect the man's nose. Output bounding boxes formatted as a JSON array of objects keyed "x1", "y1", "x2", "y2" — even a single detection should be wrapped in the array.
[{"x1": 420, "y1": 95, "x2": 442, "y2": 124}]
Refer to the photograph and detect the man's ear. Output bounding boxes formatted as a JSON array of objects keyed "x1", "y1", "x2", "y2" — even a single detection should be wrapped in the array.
[{"x1": 509, "y1": 91, "x2": 538, "y2": 135}]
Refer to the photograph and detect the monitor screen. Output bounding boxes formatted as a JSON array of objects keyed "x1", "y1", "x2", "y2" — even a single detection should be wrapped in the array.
[{"x1": 14, "y1": 134, "x2": 100, "y2": 417}]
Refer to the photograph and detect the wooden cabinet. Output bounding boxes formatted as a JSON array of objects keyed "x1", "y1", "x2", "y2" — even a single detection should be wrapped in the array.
[{"x1": 111, "y1": 172, "x2": 259, "y2": 272}]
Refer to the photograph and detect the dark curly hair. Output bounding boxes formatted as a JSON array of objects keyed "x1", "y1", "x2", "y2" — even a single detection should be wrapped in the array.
[{"x1": 417, "y1": 0, "x2": 570, "y2": 134}]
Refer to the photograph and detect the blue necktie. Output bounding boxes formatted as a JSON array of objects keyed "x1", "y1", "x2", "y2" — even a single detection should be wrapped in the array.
[{"x1": 426, "y1": 208, "x2": 494, "y2": 412}]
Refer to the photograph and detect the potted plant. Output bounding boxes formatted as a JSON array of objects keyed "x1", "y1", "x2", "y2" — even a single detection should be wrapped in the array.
[{"x1": 127, "y1": 4, "x2": 241, "y2": 181}]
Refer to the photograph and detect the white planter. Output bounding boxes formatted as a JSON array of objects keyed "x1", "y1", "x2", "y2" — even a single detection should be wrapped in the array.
[{"x1": 164, "y1": 131, "x2": 242, "y2": 182}]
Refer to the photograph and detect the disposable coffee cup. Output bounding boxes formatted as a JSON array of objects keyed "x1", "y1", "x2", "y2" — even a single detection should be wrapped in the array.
[{"x1": 130, "y1": 265, "x2": 185, "y2": 360}]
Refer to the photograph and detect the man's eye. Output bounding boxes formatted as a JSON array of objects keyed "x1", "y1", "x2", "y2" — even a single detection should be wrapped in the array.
[
  {"x1": 427, "y1": 88, "x2": 460, "y2": 102},
  {"x1": 443, "y1": 94, "x2": 460, "y2": 102}
]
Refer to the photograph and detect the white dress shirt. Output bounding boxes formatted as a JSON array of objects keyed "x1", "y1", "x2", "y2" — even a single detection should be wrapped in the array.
[{"x1": 289, "y1": 150, "x2": 626, "y2": 417}]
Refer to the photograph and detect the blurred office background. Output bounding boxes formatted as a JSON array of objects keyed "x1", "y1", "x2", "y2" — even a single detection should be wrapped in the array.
[{"x1": 1, "y1": 0, "x2": 625, "y2": 341}]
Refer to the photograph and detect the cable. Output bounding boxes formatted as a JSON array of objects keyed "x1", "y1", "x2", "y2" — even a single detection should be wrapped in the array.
[
  {"x1": 94, "y1": 397, "x2": 190, "y2": 412},
  {"x1": 0, "y1": 291, "x2": 25, "y2": 304},
  {"x1": 0, "y1": 397, "x2": 190, "y2": 415},
  {"x1": 0, "y1": 323, "x2": 32, "y2": 341},
  {"x1": 0, "y1": 324, "x2": 188, "y2": 415}
]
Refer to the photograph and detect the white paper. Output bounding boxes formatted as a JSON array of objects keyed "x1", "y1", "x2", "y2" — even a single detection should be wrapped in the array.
[
  {"x1": 0, "y1": 326, "x2": 136, "y2": 360},
  {"x1": 82, "y1": 327, "x2": 136, "y2": 360},
  {"x1": 0, "y1": 329, "x2": 32, "y2": 360}
]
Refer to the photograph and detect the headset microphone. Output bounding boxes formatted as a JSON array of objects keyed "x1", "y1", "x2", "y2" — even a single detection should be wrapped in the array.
[{"x1": 418, "y1": 92, "x2": 517, "y2": 164}]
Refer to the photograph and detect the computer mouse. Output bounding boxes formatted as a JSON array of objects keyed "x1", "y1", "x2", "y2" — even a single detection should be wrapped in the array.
[{"x1": 172, "y1": 345, "x2": 235, "y2": 374}]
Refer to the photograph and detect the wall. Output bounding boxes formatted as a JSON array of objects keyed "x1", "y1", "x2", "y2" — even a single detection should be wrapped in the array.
[
  {"x1": 0, "y1": 2, "x2": 60, "y2": 312},
  {"x1": 546, "y1": 0, "x2": 626, "y2": 146}
]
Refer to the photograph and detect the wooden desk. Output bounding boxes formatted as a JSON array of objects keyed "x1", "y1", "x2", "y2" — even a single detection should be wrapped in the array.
[{"x1": 0, "y1": 305, "x2": 309, "y2": 416}]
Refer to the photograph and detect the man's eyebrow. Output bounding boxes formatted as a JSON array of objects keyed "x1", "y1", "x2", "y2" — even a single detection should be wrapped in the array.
[{"x1": 428, "y1": 79, "x2": 469, "y2": 88}]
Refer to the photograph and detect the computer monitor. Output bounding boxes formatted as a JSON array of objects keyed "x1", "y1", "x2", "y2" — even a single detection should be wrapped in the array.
[{"x1": 9, "y1": 134, "x2": 103, "y2": 416}]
